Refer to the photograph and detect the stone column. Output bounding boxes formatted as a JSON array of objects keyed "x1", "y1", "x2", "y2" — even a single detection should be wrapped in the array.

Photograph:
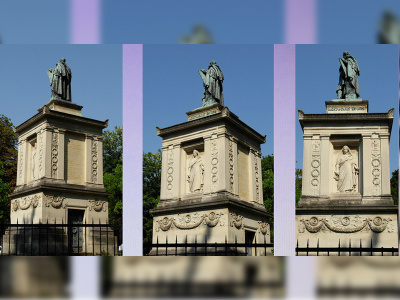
[
  {"x1": 362, "y1": 134, "x2": 372, "y2": 197},
  {"x1": 250, "y1": 149, "x2": 262, "y2": 205},
  {"x1": 96, "y1": 136, "x2": 104, "y2": 185},
  {"x1": 37, "y1": 129, "x2": 45, "y2": 179},
  {"x1": 231, "y1": 136, "x2": 239, "y2": 195},
  {"x1": 160, "y1": 145, "x2": 168, "y2": 200},
  {"x1": 43, "y1": 127, "x2": 53, "y2": 179},
  {"x1": 209, "y1": 133, "x2": 219, "y2": 193},
  {"x1": 203, "y1": 135, "x2": 212, "y2": 194},
  {"x1": 85, "y1": 134, "x2": 94, "y2": 184},
  {"x1": 320, "y1": 135, "x2": 330, "y2": 196},
  {"x1": 217, "y1": 132, "x2": 229, "y2": 193},
  {"x1": 380, "y1": 133, "x2": 391, "y2": 196},
  {"x1": 57, "y1": 130, "x2": 65, "y2": 181},
  {"x1": 302, "y1": 135, "x2": 312, "y2": 196},
  {"x1": 17, "y1": 139, "x2": 27, "y2": 186}
]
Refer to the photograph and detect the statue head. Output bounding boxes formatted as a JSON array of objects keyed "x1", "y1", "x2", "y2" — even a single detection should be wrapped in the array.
[
  {"x1": 341, "y1": 145, "x2": 351, "y2": 154},
  {"x1": 209, "y1": 60, "x2": 217, "y2": 66},
  {"x1": 60, "y1": 58, "x2": 66, "y2": 63},
  {"x1": 193, "y1": 150, "x2": 199, "y2": 157},
  {"x1": 343, "y1": 51, "x2": 351, "y2": 58}
]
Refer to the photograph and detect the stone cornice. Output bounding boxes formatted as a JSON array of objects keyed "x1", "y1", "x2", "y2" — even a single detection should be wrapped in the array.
[
  {"x1": 15, "y1": 106, "x2": 108, "y2": 133},
  {"x1": 157, "y1": 106, "x2": 266, "y2": 144},
  {"x1": 298, "y1": 109, "x2": 394, "y2": 133}
]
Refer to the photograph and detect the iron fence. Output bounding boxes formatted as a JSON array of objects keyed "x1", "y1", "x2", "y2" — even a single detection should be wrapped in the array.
[
  {"x1": 0, "y1": 221, "x2": 122, "y2": 256},
  {"x1": 296, "y1": 239, "x2": 398, "y2": 256},
  {"x1": 144, "y1": 236, "x2": 274, "y2": 256}
]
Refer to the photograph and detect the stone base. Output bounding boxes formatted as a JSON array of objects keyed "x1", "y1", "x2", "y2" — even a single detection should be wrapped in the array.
[
  {"x1": 296, "y1": 206, "x2": 398, "y2": 256},
  {"x1": 298, "y1": 194, "x2": 394, "y2": 207},
  {"x1": 150, "y1": 193, "x2": 272, "y2": 256},
  {"x1": 1, "y1": 226, "x2": 118, "y2": 256}
]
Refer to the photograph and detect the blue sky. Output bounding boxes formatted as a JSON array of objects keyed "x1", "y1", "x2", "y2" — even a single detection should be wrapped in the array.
[
  {"x1": 0, "y1": 45, "x2": 122, "y2": 134},
  {"x1": 319, "y1": 1, "x2": 400, "y2": 44},
  {"x1": 0, "y1": 1, "x2": 69, "y2": 44},
  {"x1": 143, "y1": 45, "x2": 274, "y2": 157},
  {"x1": 103, "y1": 0, "x2": 283, "y2": 44},
  {"x1": 296, "y1": 44, "x2": 399, "y2": 173}
]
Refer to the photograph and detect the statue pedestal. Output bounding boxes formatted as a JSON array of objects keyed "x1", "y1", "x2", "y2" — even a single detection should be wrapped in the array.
[
  {"x1": 151, "y1": 105, "x2": 272, "y2": 255},
  {"x1": 297, "y1": 106, "x2": 398, "y2": 254},
  {"x1": 7, "y1": 99, "x2": 118, "y2": 255}
]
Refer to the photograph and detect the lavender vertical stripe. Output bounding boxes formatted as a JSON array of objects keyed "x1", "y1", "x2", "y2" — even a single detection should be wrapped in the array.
[
  {"x1": 70, "y1": 0, "x2": 101, "y2": 43},
  {"x1": 274, "y1": 45, "x2": 295, "y2": 256},
  {"x1": 71, "y1": 257, "x2": 100, "y2": 298},
  {"x1": 123, "y1": 45, "x2": 143, "y2": 256},
  {"x1": 285, "y1": 0, "x2": 317, "y2": 43},
  {"x1": 288, "y1": 257, "x2": 316, "y2": 298}
]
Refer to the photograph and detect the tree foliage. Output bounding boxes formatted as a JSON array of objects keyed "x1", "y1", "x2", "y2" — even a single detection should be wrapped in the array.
[
  {"x1": 391, "y1": 169, "x2": 398, "y2": 205},
  {"x1": 103, "y1": 127, "x2": 122, "y2": 226},
  {"x1": 295, "y1": 168, "x2": 302, "y2": 206},
  {"x1": 261, "y1": 154, "x2": 274, "y2": 242},
  {"x1": 143, "y1": 151, "x2": 161, "y2": 252},
  {"x1": 0, "y1": 115, "x2": 18, "y2": 194},
  {"x1": 0, "y1": 162, "x2": 10, "y2": 223},
  {"x1": 103, "y1": 126, "x2": 122, "y2": 174}
]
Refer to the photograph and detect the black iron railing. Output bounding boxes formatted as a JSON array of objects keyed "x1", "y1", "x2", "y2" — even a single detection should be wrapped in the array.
[
  {"x1": 144, "y1": 236, "x2": 273, "y2": 256},
  {"x1": 0, "y1": 221, "x2": 122, "y2": 256},
  {"x1": 296, "y1": 239, "x2": 398, "y2": 256}
]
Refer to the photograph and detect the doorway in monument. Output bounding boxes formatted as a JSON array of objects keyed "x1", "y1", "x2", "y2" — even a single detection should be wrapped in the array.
[
  {"x1": 245, "y1": 230, "x2": 256, "y2": 256},
  {"x1": 68, "y1": 209, "x2": 85, "y2": 253}
]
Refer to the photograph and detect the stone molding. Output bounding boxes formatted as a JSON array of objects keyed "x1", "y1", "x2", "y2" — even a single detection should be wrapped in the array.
[
  {"x1": 155, "y1": 211, "x2": 223, "y2": 232},
  {"x1": 12, "y1": 195, "x2": 40, "y2": 211},
  {"x1": 299, "y1": 215, "x2": 393, "y2": 234}
]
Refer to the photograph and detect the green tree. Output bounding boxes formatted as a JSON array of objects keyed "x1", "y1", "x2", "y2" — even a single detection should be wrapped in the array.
[
  {"x1": 143, "y1": 151, "x2": 161, "y2": 254},
  {"x1": 0, "y1": 115, "x2": 18, "y2": 194},
  {"x1": 295, "y1": 168, "x2": 302, "y2": 206},
  {"x1": 261, "y1": 154, "x2": 274, "y2": 242},
  {"x1": 391, "y1": 169, "x2": 398, "y2": 205},
  {"x1": 102, "y1": 127, "x2": 122, "y2": 227},
  {"x1": 0, "y1": 162, "x2": 10, "y2": 223},
  {"x1": 103, "y1": 127, "x2": 122, "y2": 174}
]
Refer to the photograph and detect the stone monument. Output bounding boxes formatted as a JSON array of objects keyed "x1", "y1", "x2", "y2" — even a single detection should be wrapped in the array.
[
  {"x1": 5, "y1": 58, "x2": 117, "y2": 255},
  {"x1": 150, "y1": 61, "x2": 272, "y2": 255},
  {"x1": 296, "y1": 51, "x2": 398, "y2": 255}
]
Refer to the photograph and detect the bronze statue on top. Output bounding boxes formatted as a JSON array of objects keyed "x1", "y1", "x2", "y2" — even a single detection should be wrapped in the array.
[
  {"x1": 199, "y1": 60, "x2": 224, "y2": 107},
  {"x1": 47, "y1": 58, "x2": 72, "y2": 101},
  {"x1": 337, "y1": 51, "x2": 360, "y2": 100}
]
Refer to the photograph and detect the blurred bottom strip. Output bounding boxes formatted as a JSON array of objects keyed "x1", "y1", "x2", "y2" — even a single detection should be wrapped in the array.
[
  {"x1": 318, "y1": 257, "x2": 400, "y2": 298},
  {"x1": 103, "y1": 257, "x2": 285, "y2": 298}
]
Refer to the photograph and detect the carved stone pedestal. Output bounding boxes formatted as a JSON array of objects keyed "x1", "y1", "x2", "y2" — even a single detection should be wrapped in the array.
[
  {"x1": 151, "y1": 104, "x2": 272, "y2": 255},
  {"x1": 6, "y1": 99, "x2": 118, "y2": 255},
  {"x1": 297, "y1": 100, "x2": 398, "y2": 254}
]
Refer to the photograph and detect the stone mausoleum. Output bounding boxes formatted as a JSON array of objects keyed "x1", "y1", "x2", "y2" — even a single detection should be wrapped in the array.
[
  {"x1": 150, "y1": 61, "x2": 272, "y2": 255},
  {"x1": 296, "y1": 51, "x2": 398, "y2": 254},
  {"x1": 5, "y1": 58, "x2": 116, "y2": 255}
]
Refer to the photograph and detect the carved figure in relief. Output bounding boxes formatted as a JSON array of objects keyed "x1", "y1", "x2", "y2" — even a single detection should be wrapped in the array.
[
  {"x1": 187, "y1": 150, "x2": 204, "y2": 192},
  {"x1": 199, "y1": 60, "x2": 224, "y2": 107},
  {"x1": 336, "y1": 51, "x2": 360, "y2": 100},
  {"x1": 334, "y1": 146, "x2": 359, "y2": 192},
  {"x1": 47, "y1": 58, "x2": 72, "y2": 101}
]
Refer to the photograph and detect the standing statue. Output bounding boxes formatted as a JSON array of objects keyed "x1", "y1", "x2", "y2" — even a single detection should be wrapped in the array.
[
  {"x1": 336, "y1": 51, "x2": 360, "y2": 100},
  {"x1": 199, "y1": 60, "x2": 224, "y2": 107},
  {"x1": 47, "y1": 58, "x2": 72, "y2": 101},
  {"x1": 187, "y1": 150, "x2": 204, "y2": 192},
  {"x1": 334, "y1": 146, "x2": 359, "y2": 193}
]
